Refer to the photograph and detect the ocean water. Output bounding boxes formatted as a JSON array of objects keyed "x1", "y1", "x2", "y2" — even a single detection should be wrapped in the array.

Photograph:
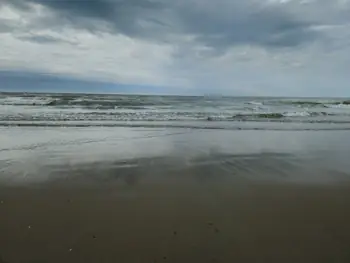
[{"x1": 1, "y1": 92, "x2": 350, "y2": 130}]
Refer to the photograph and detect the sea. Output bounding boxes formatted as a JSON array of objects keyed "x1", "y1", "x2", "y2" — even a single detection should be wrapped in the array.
[{"x1": 1, "y1": 92, "x2": 350, "y2": 130}]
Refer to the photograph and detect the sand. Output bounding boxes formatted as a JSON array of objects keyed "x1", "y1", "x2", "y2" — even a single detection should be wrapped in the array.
[
  {"x1": 1, "y1": 127, "x2": 350, "y2": 262},
  {"x1": 1, "y1": 176, "x2": 350, "y2": 263}
]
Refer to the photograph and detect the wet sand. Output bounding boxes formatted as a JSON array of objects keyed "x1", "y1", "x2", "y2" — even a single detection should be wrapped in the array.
[
  {"x1": 1, "y1": 127, "x2": 350, "y2": 262},
  {"x1": 1, "y1": 181, "x2": 350, "y2": 263}
]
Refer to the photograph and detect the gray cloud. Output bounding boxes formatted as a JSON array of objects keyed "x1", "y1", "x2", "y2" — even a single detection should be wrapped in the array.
[
  {"x1": 173, "y1": 1, "x2": 320, "y2": 49},
  {"x1": 4, "y1": 0, "x2": 328, "y2": 50},
  {"x1": 16, "y1": 34, "x2": 78, "y2": 45},
  {"x1": 14, "y1": 0, "x2": 168, "y2": 38},
  {"x1": 2, "y1": 0, "x2": 350, "y2": 96},
  {"x1": 0, "y1": 19, "x2": 15, "y2": 33}
]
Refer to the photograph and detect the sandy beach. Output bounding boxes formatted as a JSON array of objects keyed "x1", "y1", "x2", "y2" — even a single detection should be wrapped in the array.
[
  {"x1": 1, "y1": 127, "x2": 350, "y2": 263},
  {"x1": 2, "y1": 0, "x2": 350, "y2": 259}
]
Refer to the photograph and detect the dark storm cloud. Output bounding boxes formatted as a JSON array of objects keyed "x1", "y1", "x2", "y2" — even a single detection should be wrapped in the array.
[
  {"x1": 22, "y1": 0, "x2": 167, "y2": 37},
  {"x1": 177, "y1": 3, "x2": 318, "y2": 49},
  {"x1": 4, "y1": 0, "x2": 322, "y2": 50},
  {"x1": 16, "y1": 34, "x2": 77, "y2": 45}
]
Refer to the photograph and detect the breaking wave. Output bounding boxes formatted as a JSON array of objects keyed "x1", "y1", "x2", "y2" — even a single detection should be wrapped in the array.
[
  {"x1": 1, "y1": 93, "x2": 350, "y2": 130},
  {"x1": 0, "y1": 110, "x2": 347, "y2": 123},
  {"x1": 1, "y1": 121, "x2": 350, "y2": 131}
]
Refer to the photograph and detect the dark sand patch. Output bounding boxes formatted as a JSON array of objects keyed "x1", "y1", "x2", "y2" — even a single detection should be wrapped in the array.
[{"x1": 1, "y1": 180, "x2": 350, "y2": 263}]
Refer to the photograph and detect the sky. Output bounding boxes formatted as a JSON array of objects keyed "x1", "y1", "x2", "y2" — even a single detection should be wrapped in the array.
[{"x1": 1, "y1": 0, "x2": 350, "y2": 96}]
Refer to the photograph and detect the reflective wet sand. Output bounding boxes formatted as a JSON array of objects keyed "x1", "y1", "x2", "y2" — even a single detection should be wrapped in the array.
[{"x1": 1, "y1": 127, "x2": 350, "y2": 263}]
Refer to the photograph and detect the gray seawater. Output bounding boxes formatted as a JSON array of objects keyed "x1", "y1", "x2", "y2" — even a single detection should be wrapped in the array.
[{"x1": 1, "y1": 92, "x2": 350, "y2": 130}]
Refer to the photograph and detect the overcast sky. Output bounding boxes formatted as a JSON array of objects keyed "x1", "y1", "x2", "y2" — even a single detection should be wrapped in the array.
[{"x1": 1, "y1": 0, "x2": 350, "y2": 96}]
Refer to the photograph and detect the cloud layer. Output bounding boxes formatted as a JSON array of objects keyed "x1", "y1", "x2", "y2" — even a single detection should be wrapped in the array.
[{"x1": 1, "y1": 0, "x2": 350, "y2": 95}]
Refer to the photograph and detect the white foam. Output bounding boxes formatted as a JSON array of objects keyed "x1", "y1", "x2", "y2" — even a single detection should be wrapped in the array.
[
  {"x1": 247, "y1": 101, "x2": 263, "y2": 106},
  {"x1": 0, "y1": 96, "x2": 51, "y2": 106},
  {"x1": 283, "y1": 111, "x2": 310, "y2": 117},
  {"x1": 327, "y1": 104, "x2": 350, "y2": 109}
]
